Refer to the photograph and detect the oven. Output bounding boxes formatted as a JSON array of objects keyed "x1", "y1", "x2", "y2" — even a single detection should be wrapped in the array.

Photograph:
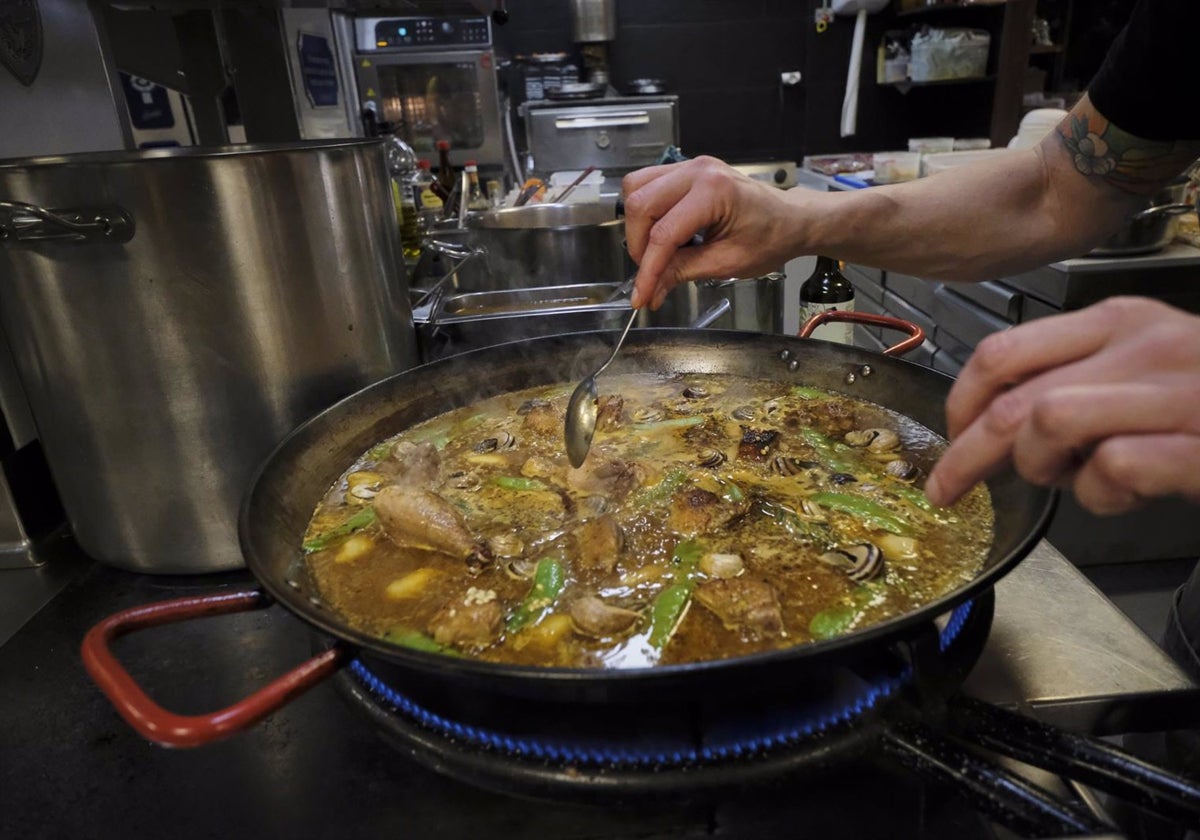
[
  {"x1": 335, "y1": 14, "x2": 505, "y2": 169},
  {"x1": 521, "y1": 96, "x2": 679, "y2": 178}
]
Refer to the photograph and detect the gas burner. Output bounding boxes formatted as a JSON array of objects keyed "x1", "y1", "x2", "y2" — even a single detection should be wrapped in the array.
[{"x1": 333, "y1": 597, "x2": 990, "y2": 801}]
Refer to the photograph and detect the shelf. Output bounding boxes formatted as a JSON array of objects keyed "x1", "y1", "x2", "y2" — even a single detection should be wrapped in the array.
[
  {"x1": 878, "y1": 75, "x2": 997, "y2": 90},
  {"x1": 896, "y1": 0, "x2": 1008, "y2": 17}
]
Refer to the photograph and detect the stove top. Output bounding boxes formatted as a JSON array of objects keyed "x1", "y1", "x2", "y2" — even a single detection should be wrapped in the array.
[{"x1": 0, "y1": 537, "x2": 1195, "y2": 838}]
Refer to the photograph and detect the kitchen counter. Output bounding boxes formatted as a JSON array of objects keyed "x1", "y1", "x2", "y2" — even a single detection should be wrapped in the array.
[
  {"x1": 1048, "y1": 240, "x2": 1200, "y2": 273},
  {"x1": 0, "y1": 534, "x2": 1195, "y2": 838}
]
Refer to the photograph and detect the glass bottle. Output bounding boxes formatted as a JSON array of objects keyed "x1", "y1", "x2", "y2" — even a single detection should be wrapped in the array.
[
  {"x1": 383, "y1": 134, "x2": 421, "y2": 261},
  {"x1": 799, "y1": 256, "x2": 855, "y2": 345},
  {"x1": 464, "y1": 160, "x2": 489, "y2": 211},
  {"x1": 412, "y1": 159, "x2": 443, "y2": 230}
]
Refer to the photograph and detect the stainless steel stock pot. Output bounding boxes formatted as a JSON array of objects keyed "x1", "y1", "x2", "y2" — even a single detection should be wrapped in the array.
[{"x1": 0, "y1": 140, "x2": 420, "y2": 573}]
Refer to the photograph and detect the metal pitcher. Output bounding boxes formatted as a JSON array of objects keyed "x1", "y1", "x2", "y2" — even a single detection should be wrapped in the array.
[{"x1": 0, "y1": 140, "x2": 420, "y2": 573}]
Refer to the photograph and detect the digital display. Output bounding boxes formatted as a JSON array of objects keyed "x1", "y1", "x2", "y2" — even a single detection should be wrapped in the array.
[{"x1": 371, "y1": 17, "x2": 490, "y2": 49}]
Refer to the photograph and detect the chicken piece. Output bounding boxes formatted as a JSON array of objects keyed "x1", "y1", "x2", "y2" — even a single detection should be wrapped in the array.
[
  {"x1": 665, "y1": 488, "x2": 749, "y2": 536},
  {"x1": 595, "y1": 395, "x2": 627, "y2": 432},
  {"x1": 694, "y1": 578, "x2": 784, "y2": 638},
  {"x1": 522, "y1": 402, "x2": 563, "y2": 438},
  {"x1": 566, "y1": 455, "x2": 643, "y2": 501},
  {"x1": 570, "y1": 595, "x2": 641, "y2": 639},
  {"x1": 374, "y1": 486, "x2": 492, "y2": 572},
  {"x1": 573, "y1": 515, "x2": 624, "y2": 573},
  {"x1": 428, "y1": 597, "x2": 503, "y2": 649},
  {"x1": 737, "y1": 426, "x2": 780, "y2": 462},
  {"x1": 377, "y1": 440, "x2": 441, "y2": 487}
]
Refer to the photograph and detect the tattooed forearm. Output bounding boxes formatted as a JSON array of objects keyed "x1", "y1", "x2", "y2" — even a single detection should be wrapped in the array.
[{"x1": 1057, "y1": 100, "x2": 1200, "y2": 194}]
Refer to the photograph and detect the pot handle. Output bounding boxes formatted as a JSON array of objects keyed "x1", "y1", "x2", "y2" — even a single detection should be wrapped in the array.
[
  {"x1": 1133, "y1": 202, "x2": 1195, "y2": 221},
  {"x1": 799, "y1": 310, "x2": 925, "y2": 357},
  {"x1": 80, "y1": 587, "x2": 348, "y2": 748},
  {"x1": 413, "y1": 238, "x2": 489, "y2": 314},
  {"x1": 0, "y1": 199, "x2": 135, "y2": 244},
  {"x1": 689, "y1": 298, "x2": 732, "y2": 329}
]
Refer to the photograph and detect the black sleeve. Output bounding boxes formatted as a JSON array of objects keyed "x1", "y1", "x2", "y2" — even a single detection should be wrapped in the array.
[{"x1": 1088, "y1": 0, "x2": 1200, "y2": 141}]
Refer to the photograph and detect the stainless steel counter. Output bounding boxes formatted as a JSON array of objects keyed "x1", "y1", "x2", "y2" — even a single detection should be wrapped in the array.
[{"x1": 966, "y1": 540, "x2": 1197, "y2": 732}]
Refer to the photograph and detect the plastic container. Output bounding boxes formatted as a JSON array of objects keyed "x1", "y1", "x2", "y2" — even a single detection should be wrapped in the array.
[
  {"x1": 872, "y1": 151, "x2": 922, "y2": 183},
  {"x1": 921, "y1": 148, "x2": 1010, "y2": 176},
  {"x1": 909, "y1": 28, "x2": 990, "y2": 82},
  {"x1": 908, "y1": 137, "x2": 955, "y2": 154}
]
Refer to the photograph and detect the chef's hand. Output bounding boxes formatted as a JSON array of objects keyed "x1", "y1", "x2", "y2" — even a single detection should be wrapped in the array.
[
  {"x1": 622, "y1": 157, "x2": 802, "y2": 309},
  {"x1": 925, "y1": 297, "x2": 1200, "y2": 515}
]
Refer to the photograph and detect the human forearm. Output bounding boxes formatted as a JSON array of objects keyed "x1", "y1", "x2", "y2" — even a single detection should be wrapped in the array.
[
  {"x1": 622, "y1": 95, "x2": 1197, "y2": 308},
  {"x1": 786, "y1": 143, "x2": 1132, "y2": 282}
]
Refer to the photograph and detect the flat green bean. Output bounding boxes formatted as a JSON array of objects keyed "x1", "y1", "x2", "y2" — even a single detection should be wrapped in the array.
[
  {"x1": 506, "y1": 557, "x2": 566, "y2": 632},
  {"x1": 632, "y1": 416, "x2": 706, "y2": 432},
  {"x1": 302, "y1": 507, "x2": 377, "y2": 554},
  {"x1": 493, "y1": 475, "x2": 549, "y2": 491},
  {"x1": 383, "y1": 628, "x2": 460, "y2": 656},
  {"x1": 648, "y1": 582, "x2": 694, "y2": 648},
  {"x1": 808, "y1": 492, "x2": 912, "y2": 535}
]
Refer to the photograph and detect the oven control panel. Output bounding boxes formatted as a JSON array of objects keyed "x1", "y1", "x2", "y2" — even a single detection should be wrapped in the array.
[{"x1": 355, "y1": 16, "x2": 492, "y2": 52}]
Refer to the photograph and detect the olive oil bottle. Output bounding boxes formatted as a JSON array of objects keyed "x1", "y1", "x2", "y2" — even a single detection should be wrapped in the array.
[{"x1": 799, "y1": 256, "x2": 855, "y2": 345}]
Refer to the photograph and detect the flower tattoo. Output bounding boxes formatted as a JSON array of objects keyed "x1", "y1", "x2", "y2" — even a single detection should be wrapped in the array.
[
  {"x1": 1063, "y1": 117, "x2": 1118, "y2": 175},
  {"x1": 1056, "y1": 104, "x2": 1198, "y2": 194}
]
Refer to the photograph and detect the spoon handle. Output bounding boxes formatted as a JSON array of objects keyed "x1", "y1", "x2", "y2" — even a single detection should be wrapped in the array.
[{"x1": 594, "y1": 309, "x2": 638, "y2": 378}]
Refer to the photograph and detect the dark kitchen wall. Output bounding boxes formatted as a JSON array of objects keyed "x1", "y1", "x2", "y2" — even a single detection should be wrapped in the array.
[{"x1": 493, "y1": 0, "x2": 992, "y2": 162}]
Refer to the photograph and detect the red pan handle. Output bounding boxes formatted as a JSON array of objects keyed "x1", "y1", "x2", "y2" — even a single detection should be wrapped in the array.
[
  {"x1": 799, "y1": 310, "x2": 925, "y2": 357},
  {"x1": 81, "y1": 587, "x2": 348, "y2": 748}
]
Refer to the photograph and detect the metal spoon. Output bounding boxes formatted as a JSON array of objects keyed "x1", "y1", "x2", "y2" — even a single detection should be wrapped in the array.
[{"x1": 564, "y1": 309, "x2": 638, "y2": 468}]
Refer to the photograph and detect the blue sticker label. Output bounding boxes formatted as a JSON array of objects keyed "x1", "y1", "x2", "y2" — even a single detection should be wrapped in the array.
[{"x1": 297, "y1": 32, "x2": 339, "y2": 108}]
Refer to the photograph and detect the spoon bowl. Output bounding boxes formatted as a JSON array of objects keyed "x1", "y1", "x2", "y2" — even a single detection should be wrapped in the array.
[{"x1": 564, "y1": 309, "x2": 638, "y2": 468}]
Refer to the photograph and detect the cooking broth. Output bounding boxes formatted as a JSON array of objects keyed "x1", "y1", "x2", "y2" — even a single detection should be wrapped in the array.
[{"x1": 302, "y1": 374, "x2": 993, "y2": 668}]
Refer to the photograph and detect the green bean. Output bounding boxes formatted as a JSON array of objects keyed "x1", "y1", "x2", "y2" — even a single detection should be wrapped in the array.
[
  {"x1": 302, "y1": 507, "x2": 377, "y2": 554},
  {"x1": 886, "y1": 482, "x2": 938, "y2": 513},
  {"x1": 809, "y1": 605, "x2": 857, "y2": 640},
  {"x1": 493, "y1": 475, "x2": 548, "y2": 492},
  {"x1": 643, "y1": 540, "x2": 709, "y2": 650},
  {"x1": 799, "y1": 428, "x2": 857, "y2": 473},
  {"x1": 672, "y1": 539, "x2": 703, "y2": 571},
  {"x1": 720, "y1": 480, "x2": 745, "y2": 504},
  {"x1": 382, "y1": 628, "x2": 460, "y2": 656},
  {"x1": 648, "y1": 582, "x2": 694, "y2": 648},
  {"x1": 760, "y1": 500, "x2": 829, "y2": 543},
  {"x1": 791, "y1": 385, "x2": 832, "y2": 401},
  {"x1": 808, "y1": 492, "x2": 912, "y2": 535},
  {"x1": 632, "y1": 467, "x2": 690, "y2": 506},
  {"x1": 632, "y1": 416, "x2": 706, "y2": 432},
  {"x1": 506, "y1": 557, "x2": 566, "y2": 632}
]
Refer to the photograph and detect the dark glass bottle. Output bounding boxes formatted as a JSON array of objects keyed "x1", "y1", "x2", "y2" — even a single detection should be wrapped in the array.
[{"x1": 799, "y1": 256, "x2": 855, "y2": 344}]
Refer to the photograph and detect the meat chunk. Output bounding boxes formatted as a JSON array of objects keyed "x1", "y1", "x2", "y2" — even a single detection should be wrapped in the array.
[
  {"x1": 738, "y1": 426, "x2": 780, "y2": 462},
  {"x1": 570, "y1": 595, "x2": 641, "y2": 638},
  {"x1": 573, "y1": 515, "x2": 624, "y2": 573},
  {"x1": 595, "y1": 395, "x2": 627, "y2": 432},
  {"x1": 378, "y1": 440, "x2": 440, "y2": 486},
  {"x1": 694, "y1": 578, "x2": 784, "y2": 638},
  {"x1": 374, "y1": 486, "x2": 492, "y2": 571},
  {"x1": 522, "y1": 402, "x2": 563, "y2": 438},
  {"x1": 666, "y1": 488, "x2": 749, "y2": 536},
  {"x1": 566, "y1": 455, "x2": 643, "y2": 501},
  {"x1": 428, "y1": 597, "x2": 503, "y2": 649}
]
